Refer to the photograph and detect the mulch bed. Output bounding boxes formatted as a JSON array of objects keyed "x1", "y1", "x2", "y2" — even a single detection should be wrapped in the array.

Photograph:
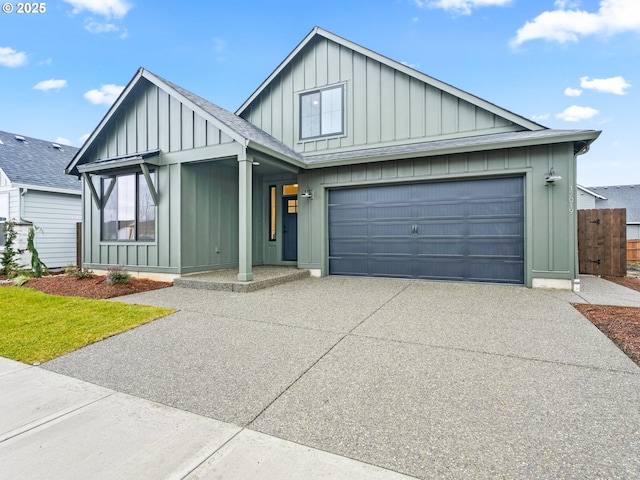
[
  {"x1": 572, "y1": 275, "x2": 640, "y2": 367},
  {"x1": 3, "y1": 274, "x2": 172, "y2": 299}
]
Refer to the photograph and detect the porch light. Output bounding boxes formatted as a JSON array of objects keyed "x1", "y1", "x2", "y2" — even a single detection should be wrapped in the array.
[
  {"x1": 545, "y1": 168, "x2": 562, "y2": 185},
  {"x1": 300, "y1": 186, "x2": 314, "y2": 199}
]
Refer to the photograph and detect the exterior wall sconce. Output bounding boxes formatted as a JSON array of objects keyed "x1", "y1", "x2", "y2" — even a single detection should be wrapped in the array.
[
  {"x1": 300, "y1": 186, "x2": 314, "y2": 199},
  {"x1": 545, "y1": 168, "x2": 562, "y2": 185}
]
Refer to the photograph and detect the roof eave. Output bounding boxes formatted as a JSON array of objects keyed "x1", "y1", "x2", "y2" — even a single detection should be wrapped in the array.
[
  {"x1": 12, "y1": 183, "x2": 81, "y2": 195},
  {"x1": 304, "y1": 130, "x2": 602, "y2": 169}
]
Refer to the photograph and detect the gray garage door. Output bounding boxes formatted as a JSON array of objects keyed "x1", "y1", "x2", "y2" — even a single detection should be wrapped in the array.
[{"x1": 328, "y1": 177, "x2": 524, "y2": 284}]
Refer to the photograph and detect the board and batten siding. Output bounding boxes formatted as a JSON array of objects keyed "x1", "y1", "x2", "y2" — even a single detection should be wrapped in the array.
[
  {"x1": 180, "y1": 162, "x2": 240, "y2": 273},
  {"x1": 80, "y1": 78, "x2": 247, "y2": 275},
  {"x1": 22, "y1": 190, "x2": 81, "y2": 268},
  {"x1": 83, "y1": 80, "x2": 236, "y2": 164},
  {"x1": 241, "y1": 36, "x2": 521, "y2": 156},
  {"x1": 297, "y1": 142, "x2": 578, "y2": 287}
]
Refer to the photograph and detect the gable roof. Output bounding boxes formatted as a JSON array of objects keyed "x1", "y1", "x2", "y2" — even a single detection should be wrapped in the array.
[
  {"x1": 0, "y1": 130, "x2": 80, "y2": 193},
  {"x1": 589, "y1": 184, "x2": 640, "y2": 223},
  {"x1": 66, "y1": 68, "x2": 304, "y2": 176},
  {"x1": 236, "y1": 26, "x2": 546, "y2": 132}
]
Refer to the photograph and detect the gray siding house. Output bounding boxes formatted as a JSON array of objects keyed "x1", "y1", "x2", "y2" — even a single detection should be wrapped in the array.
[
  {"x1": 0, "y1": 130, "x2": 81, "y2": 269},
  {"x1": 66, "y1": 27, "x2": 600, "y2": 289}
]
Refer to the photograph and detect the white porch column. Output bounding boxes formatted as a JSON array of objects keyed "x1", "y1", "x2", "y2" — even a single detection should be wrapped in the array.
[{"x1": 238, "y1": 152, "x2": 253, "y2": 281}]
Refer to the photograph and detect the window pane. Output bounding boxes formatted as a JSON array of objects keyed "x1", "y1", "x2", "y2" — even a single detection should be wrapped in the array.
[
  {"x1": 137, "y1": 172, "x2": 155, "y2": 241},
  {"x1": 269, "y1": 186, "x2": 276, "y2": 241},
  {"x1": 101, "y1": 177, "x2": 117, "y2": 240},
  {"x1": 321, "y1": 87, "x2": 343, "y2": 134},
  {"x1": 117, "y1": 174, "x2": 136, "y2": 240},
  {"x1": 300, "y1": 92, "x2": 320, "y2": 138}
]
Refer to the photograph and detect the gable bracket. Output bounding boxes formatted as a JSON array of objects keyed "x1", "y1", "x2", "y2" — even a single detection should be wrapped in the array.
[
  {"x1": 140, "y1": 163, "x2": 159, "y2": 205},
  {"x1": 81, "y1": 173, "x2": 101, "y2": 209}
]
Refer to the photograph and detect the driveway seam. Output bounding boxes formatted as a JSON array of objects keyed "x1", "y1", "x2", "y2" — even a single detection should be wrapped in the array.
[
  {"x1": 350, "y1": 332, "x2": 640, "y2": 375},
  {"x1": 246, "y1": 281, "x2": 415, "y2": 428}
]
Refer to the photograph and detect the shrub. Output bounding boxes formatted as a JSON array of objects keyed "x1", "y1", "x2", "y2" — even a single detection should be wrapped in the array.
[
  {"x1": 27, "y1": 226, "x2": 48, "y2": 278},
  {"x1": 1, "y1": 221, "x2": 24, "y2": 277},
  {"x1": 65, "y1": 264, "x2": 94, "y2": 279},
  {"x1": 105, "y1": 265, "x2": 131, "y2": 285}
]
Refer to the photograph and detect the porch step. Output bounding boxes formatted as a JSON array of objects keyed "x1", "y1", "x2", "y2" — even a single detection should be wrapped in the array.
[{"x1": 173, "y1": 266, "x2": 310, "y2": 293}]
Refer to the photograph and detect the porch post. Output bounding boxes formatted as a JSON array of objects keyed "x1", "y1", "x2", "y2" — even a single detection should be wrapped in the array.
[{"x1": 238, "y1": 152, "x2": 253, "y2": 281}]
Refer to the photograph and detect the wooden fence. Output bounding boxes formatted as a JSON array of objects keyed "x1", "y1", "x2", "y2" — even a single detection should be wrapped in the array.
[
  {"x1": 578, "y1": 208, "x2": 627, "y2": 277},
  {"x1": 629, "y1": 239, "x2": 640, "y2": 263}
]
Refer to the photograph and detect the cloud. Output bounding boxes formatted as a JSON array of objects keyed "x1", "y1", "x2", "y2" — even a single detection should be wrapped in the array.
[
  {"x1": 84, "y1": 84, "x2": 124, "y2": 106},
  {"x1": 79, "y1": 133, "x2": 91, "y2": 145},
  {"x1": 564, "y1": 87, "x2": 582, "y2": 97},
  {"x1": 580, "y1": 75, "x2": 631, "y2": 95},
  {"x1": 84, "y1": 19, "x2": 129, "y2": 37},
  {"x1": 532, "y1": 113, "x2": 551, "y2": 121},
  {"x1": 33, "y1": 79, "x2": 68, "y2": 91},
  {"x1": 413, "y1": 0, "x2": 512, "y2": 15},
  {"x1": 63, "y1": 0, "x2": 131, "y2": 18},
  {"x1": 55, "y1": 137, "x2": 72, "y2": 146},
  {"x1": 0, "y1": 46, "x2": 28, "y2": 67},
  {"x1": 511, "y1": 0, "x2": 640, "y2": 46},
  {"x1": 555, "y1": 105, "x2": 599, "y2": 122}
]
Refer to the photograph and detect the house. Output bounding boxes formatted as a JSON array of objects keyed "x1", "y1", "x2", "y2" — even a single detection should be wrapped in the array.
[
  {"x1": 0, "y1": 130, "x2": 81, "y2": 269},
  {"x1": 578, "y1": 184, "x2": 640, "y2": 239},
  {"x1": 65, "y1": 27, "x2": 600, "y2": 289}
]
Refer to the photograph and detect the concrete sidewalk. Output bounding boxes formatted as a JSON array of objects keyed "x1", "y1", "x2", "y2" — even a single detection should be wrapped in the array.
[
  {"x1": 0, "y1": 357, "x2": 415, "y2": 479},
  {"x1": 2, "y1": 275, "x2": 640, "y2": 478}
]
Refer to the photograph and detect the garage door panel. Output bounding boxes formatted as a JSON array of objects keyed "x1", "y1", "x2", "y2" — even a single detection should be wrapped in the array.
[
  {"x1": 467, "y1": 260, "x2": 524, "y2": 284},
  {"x1": 414, "y1": 258, "x2": 466, "y2": 281},
  {"x1": 328, "y1": 177, "x2": 524, "y2": 284},
  {"x1": 468, "y1": 219, "x2": 523, "y2": 236},
  {"x1": 415, "y1": 239, "x2": 466, "y2": 256},
  {"x1": 369, "y1": 257, "x2": 416, "y2": 278}
]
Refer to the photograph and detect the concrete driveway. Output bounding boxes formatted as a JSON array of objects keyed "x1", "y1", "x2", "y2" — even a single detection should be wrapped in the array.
[{"x1": 5, "y1": 276, "x2": 640, "y2": 478}]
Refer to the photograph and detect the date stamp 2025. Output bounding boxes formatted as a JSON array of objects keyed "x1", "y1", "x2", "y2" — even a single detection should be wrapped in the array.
[{"x1": 2, "y1": 2, "x2": 47, "y2": 14}]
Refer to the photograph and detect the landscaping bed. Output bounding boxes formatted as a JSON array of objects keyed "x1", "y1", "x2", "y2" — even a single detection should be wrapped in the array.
[{"x1": 2, "y1": 274, "x2": 172, "y2": 299}]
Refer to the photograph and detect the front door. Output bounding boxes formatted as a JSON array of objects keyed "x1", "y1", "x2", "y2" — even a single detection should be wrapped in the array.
[{"x1": 282, "y1": 196, "x2": 298, "y2": 261}]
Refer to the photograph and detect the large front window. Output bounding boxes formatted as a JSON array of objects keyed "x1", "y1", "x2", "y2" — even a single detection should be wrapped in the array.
[
  {"x1": 101, "y1": 171, "x2": 156, "y2": 241},
  {"x1": 300, "y1": 85, "x2": 343, "y2": 139}
]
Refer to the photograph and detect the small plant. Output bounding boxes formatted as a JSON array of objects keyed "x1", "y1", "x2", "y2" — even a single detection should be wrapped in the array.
[
  {"x1": 27, "y1": 226, "x2": 48, "y2": 278},
  {"x1": 105, "y1": 265, "x2": 131, "y2": 285},
  {"x1": 12, "y1": 275, "x2": 30, "y2": 286},
  {"x1": 65, "y1": 264, "x2": 95, "y2": 279},
  {"x1": 1, "y1": 221, "x2": 25, "y2": 278}
]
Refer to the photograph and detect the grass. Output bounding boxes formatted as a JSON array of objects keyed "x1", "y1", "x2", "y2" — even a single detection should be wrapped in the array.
[{"x1": 0, "y1": 287, "x2": 175, "y2": 364}]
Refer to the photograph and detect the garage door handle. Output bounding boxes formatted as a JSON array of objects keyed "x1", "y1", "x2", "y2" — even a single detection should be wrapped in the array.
[{"x1": 411, "y1": 224, "x2": 418, "y2": 235}]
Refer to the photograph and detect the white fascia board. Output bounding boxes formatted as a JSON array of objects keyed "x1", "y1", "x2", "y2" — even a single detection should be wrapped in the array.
[
  {"x1": 13, "y1": 183, "x2": 81, "y2": 196},
  {"x1": 577, "y1": 184, "x2": 607, "y2": 200}
]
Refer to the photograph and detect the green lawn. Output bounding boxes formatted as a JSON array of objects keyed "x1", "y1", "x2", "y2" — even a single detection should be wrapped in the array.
[{"x1": 0, "y1": 287, "x2": 175, "y2": 364}]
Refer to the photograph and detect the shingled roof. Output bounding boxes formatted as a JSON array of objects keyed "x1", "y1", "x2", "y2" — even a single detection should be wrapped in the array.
[
  {"x1": 0, "y1": 130, "x2": 81, "y2": 192},
  {"x1": 590, "y1": 185, "x2": 640, "y2": 223}
]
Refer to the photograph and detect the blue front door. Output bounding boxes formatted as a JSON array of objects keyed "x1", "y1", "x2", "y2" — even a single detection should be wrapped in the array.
[{"x1": 282, "y1": 196, "x2": 298, "y2": 261}]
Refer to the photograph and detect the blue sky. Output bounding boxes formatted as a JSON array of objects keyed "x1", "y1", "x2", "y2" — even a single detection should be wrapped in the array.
[{"x1": 1, "y1": 0, "x2": 638, "y2": 186}]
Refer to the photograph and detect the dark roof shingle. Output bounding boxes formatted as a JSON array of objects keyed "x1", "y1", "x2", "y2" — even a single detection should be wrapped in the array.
[{"x1": 0, "y1": 130, "x2": 81, "y2": 192}]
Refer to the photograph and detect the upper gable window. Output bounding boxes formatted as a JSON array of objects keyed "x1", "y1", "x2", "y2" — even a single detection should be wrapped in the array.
[{"x1": 300, "y1": 85, "x2": 344, "y2": 140}]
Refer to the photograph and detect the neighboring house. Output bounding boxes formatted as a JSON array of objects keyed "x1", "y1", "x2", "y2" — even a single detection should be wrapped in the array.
[
  {"x1": 0, "y1": 130, "x2": 81, "y2": 269},
  {"x1": 578, "y1": 184, "x2": 640, "y2": 239},
  {"x1": 66, "y1": 27, "x2": 600, "y2": 289}
]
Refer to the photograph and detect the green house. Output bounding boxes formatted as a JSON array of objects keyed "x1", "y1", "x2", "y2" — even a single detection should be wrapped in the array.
[{"x1": 66, "y1": 27, "x2": 600, "y2": 289}]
